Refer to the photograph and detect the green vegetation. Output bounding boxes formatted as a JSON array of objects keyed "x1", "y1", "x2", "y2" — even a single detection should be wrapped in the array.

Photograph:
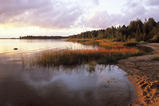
[{"x1": 68, "y1": 18, "x2": 159, "y2": 43}]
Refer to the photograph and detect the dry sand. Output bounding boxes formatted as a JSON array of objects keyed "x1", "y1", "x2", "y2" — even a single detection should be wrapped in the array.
[{"x1": 118, "y1": 43, "x2": 159, "y2": 106}]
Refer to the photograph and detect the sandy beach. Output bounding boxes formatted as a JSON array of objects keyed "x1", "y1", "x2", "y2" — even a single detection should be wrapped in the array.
[{"x1": 118, "y1": 43, "x2": 159, "y2": 106}]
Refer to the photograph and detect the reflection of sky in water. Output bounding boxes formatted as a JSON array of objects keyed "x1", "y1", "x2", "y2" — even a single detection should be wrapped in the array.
[
  {"x1": 22, "y1": 65, "x2": 128, "y2": 92},
  {"x1": 0, "y1": 64, "x2": 134, "y2": 106},
  {"x1": 11, "y1": 64, "x2": 133, "y2": 104},
  {"x1": 0, "y1": 39, "x2": 98, "y2": 56}
]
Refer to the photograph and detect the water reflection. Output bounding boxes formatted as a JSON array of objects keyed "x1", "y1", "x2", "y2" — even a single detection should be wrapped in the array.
[{"x1": 0, "y1": 59, "x2": 134, "y2": 106}]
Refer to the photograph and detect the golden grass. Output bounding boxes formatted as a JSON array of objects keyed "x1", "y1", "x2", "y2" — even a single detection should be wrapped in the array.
[
  {"x1": 67, "y1": 39, "x2": 126, "y2": 48},
  {"x1": 27, "y1": 47, "x2": 143, "y2": 67}
]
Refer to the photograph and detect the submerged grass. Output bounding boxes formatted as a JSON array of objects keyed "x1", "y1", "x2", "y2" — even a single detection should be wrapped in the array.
[{"x1": 27, "y1": 47, "x2": 143, "y2": 67}]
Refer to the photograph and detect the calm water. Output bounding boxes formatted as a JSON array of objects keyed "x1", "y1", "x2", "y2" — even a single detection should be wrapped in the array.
[
  {"x1": 0, "y1": 39, "x2": 98, "y2": 55},
  {"x1": 0, "y1": 39, "x2": 135, "y2": 106}
]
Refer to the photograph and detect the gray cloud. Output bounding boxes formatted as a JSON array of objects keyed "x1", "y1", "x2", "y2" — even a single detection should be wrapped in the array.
[
  {"x1": 121, "y1": 5, "x2": 147, "y2": 25},
  {"x1": 82, "y1": 0, "x2": 159, "y2": 29},
  {"x1": 123, "y1": 0, "x2": 159, "y2": 23},
  {"x1": 93, "y1": 0, "x2": 100, "y2": 5},
  {"x1": 146, "y1": 0, "x2": 159, "y2": 6},
  {"x1": 83, "y1": 11, "x2": 123, "y2": 28},
  {"x1": 124, "y1": 0, "x2": 138, "y2": 8},
  {"x1": 28, "y1": 4, "x2": 83, "y2": 28},
  {"x1": 0, "y1": 0, "x2": 83, "y2": 28}
]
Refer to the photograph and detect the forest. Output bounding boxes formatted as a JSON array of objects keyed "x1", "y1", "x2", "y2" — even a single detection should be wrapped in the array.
[{"x1": 68, "y1": 18, "x2": 159, "y2": 42}]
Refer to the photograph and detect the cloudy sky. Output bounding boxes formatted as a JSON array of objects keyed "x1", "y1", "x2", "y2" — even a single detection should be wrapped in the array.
[{"x1": 0, "y1": 0, "x2": 159, "y2": 38}]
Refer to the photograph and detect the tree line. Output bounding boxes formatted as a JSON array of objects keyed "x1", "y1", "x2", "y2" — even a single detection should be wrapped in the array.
[
  {"x1": 20, "y1": 35, "x2": 67, "y2": 39},
  {"x1": 68, "y1": 18, "x2": 159, "y2": 42}
]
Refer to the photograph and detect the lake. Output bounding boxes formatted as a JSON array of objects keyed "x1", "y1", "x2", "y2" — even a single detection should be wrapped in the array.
[{"x1": 0, "y1": 39, "x2": 135, "y2": 106}]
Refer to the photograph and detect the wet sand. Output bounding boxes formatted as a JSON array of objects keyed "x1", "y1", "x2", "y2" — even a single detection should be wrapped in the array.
[{"x1": 118, "y1": 43, "x2": 159, "y2": 106}]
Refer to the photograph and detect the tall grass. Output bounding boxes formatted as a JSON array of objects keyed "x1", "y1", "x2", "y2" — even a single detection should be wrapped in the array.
[{"x1": 27, "y1": 48, "x2": 143, "y2": 67}]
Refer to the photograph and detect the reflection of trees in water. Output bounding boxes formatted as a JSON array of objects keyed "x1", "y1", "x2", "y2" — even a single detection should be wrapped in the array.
[
  {"x1": 107, "y1": 65, "x2": 116, "y2": 72},
  {"x1": 22, "y1": 61, "x2": 119, "y2": 76}
]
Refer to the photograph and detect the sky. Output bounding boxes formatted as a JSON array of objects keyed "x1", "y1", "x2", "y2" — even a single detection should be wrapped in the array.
[{"x1": 0, "y1": 0, "x2": 159, "y2": 38}]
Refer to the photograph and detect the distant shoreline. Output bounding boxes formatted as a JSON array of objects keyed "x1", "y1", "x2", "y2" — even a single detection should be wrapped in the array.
[
  {"x1": 19, "y1": 35, "x2": 68, "y2": 39},
  {"x1": 0, "y1": 36, "x2": 68, "y2": 39},
  {"x1": 0, "y1": 38, "x2": 18, "y2": 39}
]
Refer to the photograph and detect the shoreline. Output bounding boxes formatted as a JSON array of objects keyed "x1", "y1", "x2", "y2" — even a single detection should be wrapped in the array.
[{"x1": 118, "y1": 43, "x2": 159, "y2": 106}]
